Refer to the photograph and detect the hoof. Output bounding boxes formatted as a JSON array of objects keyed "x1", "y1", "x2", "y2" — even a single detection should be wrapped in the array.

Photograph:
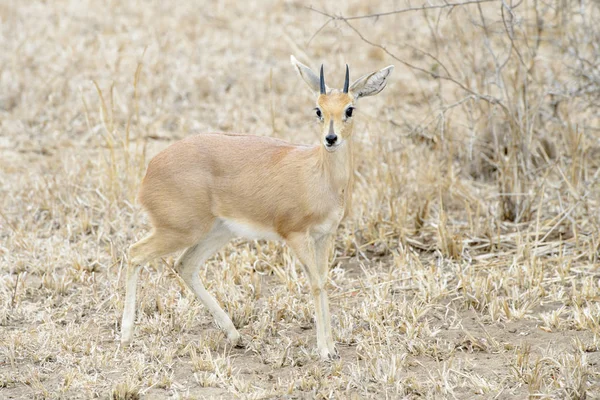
[
  {"x1": 228, "y1": 331, "x2": 242, "y2": 348},
  {"x1": 319, "y1": 347, "x2": 340, "y2": 362},
  {"x1": 120, "y1": 328, "x2": 133, "y2": 347}
]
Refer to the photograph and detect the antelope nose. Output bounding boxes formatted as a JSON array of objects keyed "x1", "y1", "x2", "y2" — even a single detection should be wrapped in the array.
[{"x1": 325, "y1": 134, "x2": 337, "y2": 146}]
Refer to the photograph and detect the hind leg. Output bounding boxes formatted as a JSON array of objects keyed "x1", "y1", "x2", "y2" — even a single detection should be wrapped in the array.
[
  {"x1": 174, "y1": 221, "x2": 240, "y2": 345},
  {"x1": 121, "y1": 229, "x2": 195, "y2": 346}
]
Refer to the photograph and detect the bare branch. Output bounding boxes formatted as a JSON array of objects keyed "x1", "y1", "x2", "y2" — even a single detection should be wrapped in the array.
[
  {"x1": 308, "y1": 0, "x2": 499, "y2": 21},
  {"x1": 318, "y1": 13, "x2": 507, "y2": 111},
  {"x1": 307, "y1": 18, "x2": 332, "y2": 46}
]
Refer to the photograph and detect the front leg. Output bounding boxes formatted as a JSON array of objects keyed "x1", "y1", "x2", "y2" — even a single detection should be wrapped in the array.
[
  {"x1": 287, "y1": 232, "x2": 338, "y2": 360},
  {"x1": 314, "y1": 234, "x2": 337, "y2": 357}
]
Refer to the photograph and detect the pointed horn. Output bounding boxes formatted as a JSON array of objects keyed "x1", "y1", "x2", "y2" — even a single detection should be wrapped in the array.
[
  {"x1": 343, "y1": 64, "x2": 349, "y2": 93},
  {"x1": 319, "y1": 64, "x2": 326, "y2": 95}
]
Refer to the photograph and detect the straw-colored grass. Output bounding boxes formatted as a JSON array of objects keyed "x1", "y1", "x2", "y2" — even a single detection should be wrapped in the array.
[{"x1": 1, "y1": 0, "x2": 599, "y2": 398}]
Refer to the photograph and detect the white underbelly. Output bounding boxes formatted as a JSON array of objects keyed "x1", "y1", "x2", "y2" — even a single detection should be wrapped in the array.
[{"x1": 221, "y1": 218, "x2": 282, "y2": 241}]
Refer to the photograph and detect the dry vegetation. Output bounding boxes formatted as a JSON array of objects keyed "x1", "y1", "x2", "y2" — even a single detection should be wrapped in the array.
[{"x1": 1, "y1": 0, "x2": 600, "y2": 398}]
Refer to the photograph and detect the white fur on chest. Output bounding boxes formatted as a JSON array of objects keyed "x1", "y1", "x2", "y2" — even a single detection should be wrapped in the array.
[{"x1": 221, "y1": 218, "x2": 282, "y2": 241}]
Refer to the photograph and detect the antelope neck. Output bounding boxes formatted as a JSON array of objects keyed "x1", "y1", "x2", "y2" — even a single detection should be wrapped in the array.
[{"x1": 319, "y1": 137, "x2": 353, "y2": 189}]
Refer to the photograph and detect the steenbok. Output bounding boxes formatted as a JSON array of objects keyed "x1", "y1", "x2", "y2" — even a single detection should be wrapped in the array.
[{"x1": 121, "y1": 56, "x2": 394, "y2": 360}]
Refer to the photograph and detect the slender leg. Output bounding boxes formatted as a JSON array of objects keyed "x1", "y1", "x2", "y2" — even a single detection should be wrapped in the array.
[
  {"x1": 287, "y1": 232, "x2": 338, "y2": 360},
  {"x1": 121, "y1": 257, "x2": 144, "y2": 346},
  {"x1": 174, "y1": 223, "x2": 241, "y2": 345},
  {"x1": 121, "y1": 229, "x2": 196, "y2": 346},
  {"x1": 121, "y1": 237, "x2": 163, "y2": 345},
  {"x1": 314, "y1": 234, "x2": 337, "y2": 356}
]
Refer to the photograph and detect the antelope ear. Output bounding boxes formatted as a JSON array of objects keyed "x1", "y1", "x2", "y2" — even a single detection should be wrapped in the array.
[
  {"x1": 349, "y1": 65, "x2": 394, "y2": 99},
  {"x1": 291, "y1": 55, "x2": 329, "y2": 94}
]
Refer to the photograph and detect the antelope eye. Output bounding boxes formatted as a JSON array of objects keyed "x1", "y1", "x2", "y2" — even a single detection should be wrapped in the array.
[
  {"x1": 315, "y1": 108, "x2": 322, "y2": 119},
  {"x1": 345, "y1": 107, "x2": 354, "y2": 118}
]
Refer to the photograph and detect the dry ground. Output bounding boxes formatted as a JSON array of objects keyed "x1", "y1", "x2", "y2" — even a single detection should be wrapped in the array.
[{"x1": 1, "y1": 0, "x2": 600, "y2": 398}]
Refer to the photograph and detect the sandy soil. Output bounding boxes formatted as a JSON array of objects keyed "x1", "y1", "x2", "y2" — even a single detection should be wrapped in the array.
[{"x1": 1, "y1": 0, "x2": 600, "y2": 398}]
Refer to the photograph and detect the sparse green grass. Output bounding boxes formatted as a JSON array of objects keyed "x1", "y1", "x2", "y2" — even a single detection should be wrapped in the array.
[{"x1": 1, "y1": 0, "x2": 600, "y2": 398}]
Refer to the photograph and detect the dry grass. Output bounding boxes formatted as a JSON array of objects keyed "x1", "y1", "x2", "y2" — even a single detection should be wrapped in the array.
[{"x1": 1, "y1": 0, "x2": 600, "y2": 398}]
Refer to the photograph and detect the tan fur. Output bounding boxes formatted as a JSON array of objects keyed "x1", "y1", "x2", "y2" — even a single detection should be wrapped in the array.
[
  {"x1": 318, "y1": 92, "x2": 354, "y2": 135},
  {"x1": 138, "y1": 132, "x2": 351, "y2": 241},
  {"x1": 120, "y1": 60, "x2": 393, "y2": 360}
]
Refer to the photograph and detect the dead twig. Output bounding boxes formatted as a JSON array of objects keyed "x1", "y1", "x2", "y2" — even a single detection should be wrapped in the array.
[
  {"x1": 308, "y1": 6, "x2": 509, "y2": 113},
  {"x1": 308, "y1": 0, "x2": 499, "y2": 21}
]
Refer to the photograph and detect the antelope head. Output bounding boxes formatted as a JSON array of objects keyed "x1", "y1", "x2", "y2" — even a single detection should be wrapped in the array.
[{"x1": 291, "y1": 56, "x2": 394, "y2": 152}]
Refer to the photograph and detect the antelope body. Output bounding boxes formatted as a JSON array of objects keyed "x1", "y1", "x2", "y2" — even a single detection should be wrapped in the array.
[{"x1": 121, "y1": 56, "x2": 394, "y2": 360}]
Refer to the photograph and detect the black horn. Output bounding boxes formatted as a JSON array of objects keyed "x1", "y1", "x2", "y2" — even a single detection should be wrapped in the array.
[
  {"x1": 320, "y1": 64, "x2": 326, "y2": 95},
  {"x1": 343, "y1": 64, "x2": 349, "y2": 93}
]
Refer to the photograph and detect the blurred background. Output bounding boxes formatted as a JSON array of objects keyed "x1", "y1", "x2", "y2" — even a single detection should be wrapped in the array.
[{"x1": 1, "y1": 0, "x2": 599, "y2": 398}]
